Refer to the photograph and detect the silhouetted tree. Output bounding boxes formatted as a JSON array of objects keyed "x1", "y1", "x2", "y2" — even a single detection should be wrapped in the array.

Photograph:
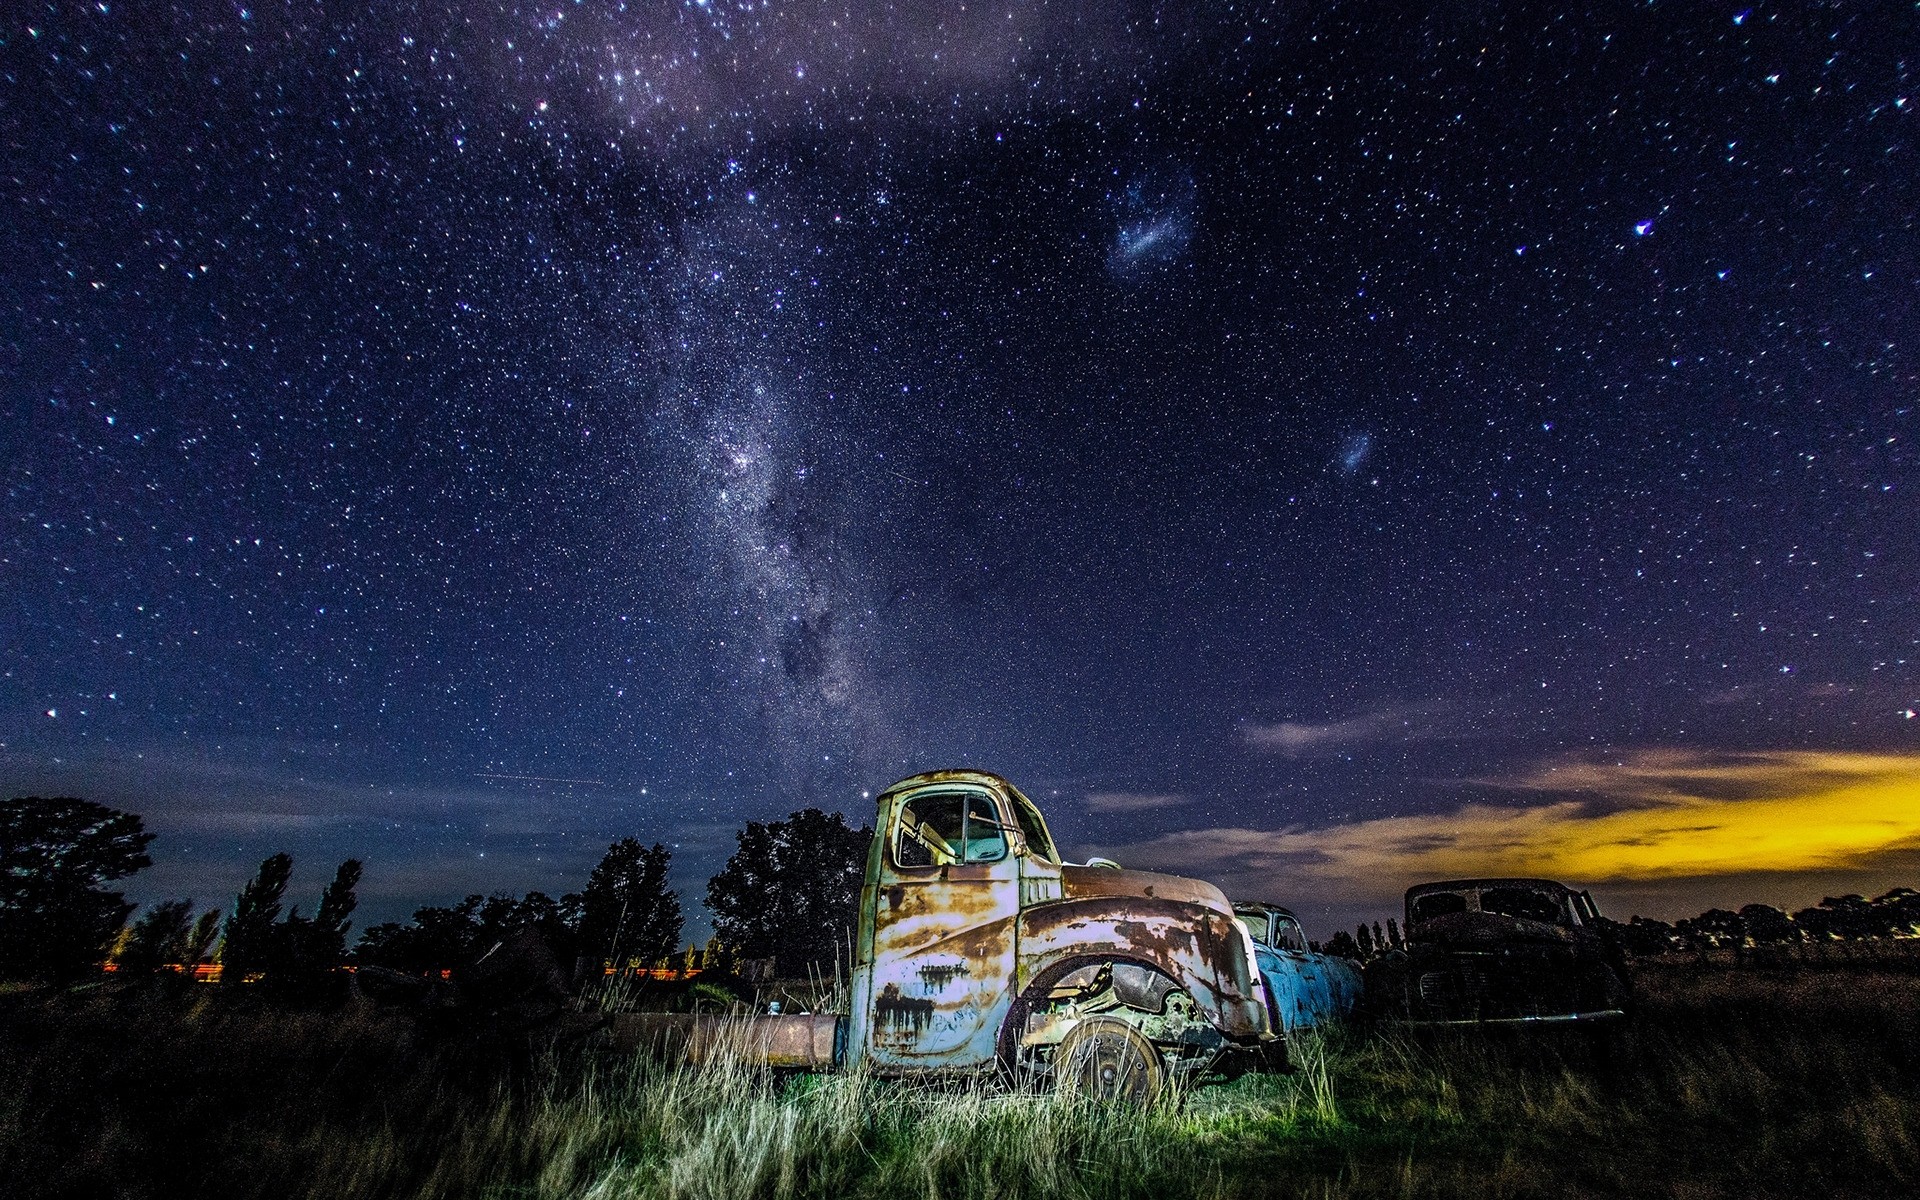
[
  {"x1": 1324, "y1": 930, "x2": 1361, "y2": 960},
  {"x1": 357, "y1": 895, "x2": 484, "y2": 974},
  {"x1": 118, "y1": 900, "x2": 196, "y2": 975},
  {"x1": 182, "y1": 908, "x2": 222, "y2": 975},
  {"x1": 1355, "y1": 923, "x2": 1376, "y2": 958},
  {"x1": 580, "y1": 840, "x2": 681, "y2": 970},
  {"x1": 707, "y1": 809, "x2": 871, "y2": 978},
  {"x1": 0, "y1": 796, "x2": 156, "y2": 980},
  {"x1": 1739, "y1": 903, "x2": 1796, "y2": 945},
  {"x1": 258, "y1": 858, "x2": 364, "y2": 994},
  {"x1": 1385, "y1": 917, "x2": 1404, "y2": 951},
  {"x1": 308, "y1": 858, "x2": 363, "y2": 964},
  {"x1": 1619, "y1": 916, "x2": 1676, "y2": 957},
  {"x1": 1819, "y1": 894, "x2": 1876, "y2": 939},
  {"x1": 1686, "y1": 908, "x2": 1747, "y2": 951},
  {"x1": 221, "y1": 852, "x2": 292, "y2": 983},
  {"x1": 357, "y1": 890, "x2": 583, "y2": 977},
  {"x1": 1876, "y1": 888, "x2": 1920, "y2": 937}
]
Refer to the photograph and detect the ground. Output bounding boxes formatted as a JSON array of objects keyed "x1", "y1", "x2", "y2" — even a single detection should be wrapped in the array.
[{"x1": 2, "y1": 953, "x2": 1916, "y2": 1199}]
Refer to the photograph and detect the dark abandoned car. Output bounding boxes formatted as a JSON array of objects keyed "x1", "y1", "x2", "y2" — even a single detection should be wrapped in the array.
[{"x1": 1368, "y1": 878, "x2": 1631, "y2": 1026}]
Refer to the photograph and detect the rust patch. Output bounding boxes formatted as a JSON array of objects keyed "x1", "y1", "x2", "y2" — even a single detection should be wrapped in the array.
[{"x1": 874, "y1": 982, "x2": 936, "y2": 1029}]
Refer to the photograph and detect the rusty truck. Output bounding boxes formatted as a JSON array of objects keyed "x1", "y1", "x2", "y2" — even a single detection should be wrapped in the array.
[{"x1": 615, "y1": 768, "x2": 1273, "y2": 1102}]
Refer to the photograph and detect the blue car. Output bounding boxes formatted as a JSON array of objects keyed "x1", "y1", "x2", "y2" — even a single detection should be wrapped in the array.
[{"x1": 1233, "y1": 902, "x2": 1364, "y2": 1039}]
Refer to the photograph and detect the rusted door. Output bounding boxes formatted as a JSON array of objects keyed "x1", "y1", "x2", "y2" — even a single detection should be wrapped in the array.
[{"x1": 865, "y1": 784, "x2": 1020, "y2": 1069}]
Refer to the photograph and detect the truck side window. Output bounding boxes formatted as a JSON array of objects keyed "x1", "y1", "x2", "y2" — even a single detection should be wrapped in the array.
[
  {"x1": 962, "y1": 794, "x2": 1007, "y2": 864},
  {"x1": 895, "y1": 793, "x2": 964, "y2": 868}
]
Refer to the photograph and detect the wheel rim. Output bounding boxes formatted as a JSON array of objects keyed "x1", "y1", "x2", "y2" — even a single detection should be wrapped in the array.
[{"x1": 1058, "y1": 1019, "x2": 1164, "y2": 1104}]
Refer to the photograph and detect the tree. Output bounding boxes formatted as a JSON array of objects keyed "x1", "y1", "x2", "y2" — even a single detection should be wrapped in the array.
[
  {"x1": 268, "y1": 857, "x2": 364, "y2": 993},
  {"x1": 1875, "y1": 888, "x2": 1920, "y2": 938},
  {"x1": 707, "y1": 809, "x2": 872, "y2": 979},
  {"x1": 118, "y1": 900, "x2": 196, "y2": 975},
  {"x1": 355, "y1": 890, "x2": 581, "y2": 975},
  {"x1": 357, "y1": 895, "x2": 485, "y2": 974},
  {"x1": 1818, "y1": 894, "x2": 1876, "y2": 940},
  {"x1": 307, "y1": 858, "x2": 363, "y2": 965},
  {"x1": 221, "y1": 852, "x2": 292, "y2": 983},
  {"x1": 579, "y1": 840, "x2": 681, "y2": 969},
  {"x1": 182, "y1": 908, "x2": 222, "y2": 975},
  {"x1": 1684, "y1": 908, "x2": 1747, "y2": 951},
  {"x1": 0, "y1": 796, "x2": 156, "y2": 980},
  {"x1": 1323, "y1": 930, "x2": 1361, "y2": 960},
  {"x1": 1619, "y1": 916, "x2": 1677, "y2": 957},
  {"x1": 1738, "y1": 903, "x2": 1796, "y2": 945}
]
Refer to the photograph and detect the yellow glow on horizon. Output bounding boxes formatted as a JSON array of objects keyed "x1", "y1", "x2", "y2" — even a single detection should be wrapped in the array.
[{"x1": 1122, "y1": 749, "x2": 1920, "y2": 893}]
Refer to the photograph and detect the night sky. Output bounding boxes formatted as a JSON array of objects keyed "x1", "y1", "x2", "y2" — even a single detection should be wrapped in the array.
[{"x1": 6, "y1": 2, "x2": 1917, "y2": 940}]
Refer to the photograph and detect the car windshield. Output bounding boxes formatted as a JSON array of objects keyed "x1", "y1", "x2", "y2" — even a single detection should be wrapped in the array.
[
  {"x1": 1479, "y1": 886, "x2": 1567, "y2": 925},
  {"x1": 1232, "y1": 908, "x2": 1274, "y2": 947}
]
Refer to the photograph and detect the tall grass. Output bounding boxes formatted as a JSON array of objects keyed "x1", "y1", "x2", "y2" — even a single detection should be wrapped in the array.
[
  {"x1": 478, "y1": 1040, "x2": 1339, "y2": 1200},
  {"x1": 4, "y1": 964, "x2": 1918, "y2": 1199}
]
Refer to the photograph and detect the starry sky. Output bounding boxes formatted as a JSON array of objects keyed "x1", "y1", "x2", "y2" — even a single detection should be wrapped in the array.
[{"x1": 5, "y1": 1, "x2": 1917, "y2": 940}]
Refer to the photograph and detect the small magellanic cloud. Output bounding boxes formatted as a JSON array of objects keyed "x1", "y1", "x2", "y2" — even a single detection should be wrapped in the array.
[
  {"x1": 1337, "y1": 432, "x2": 1372, "y2": 475},
  {"x1": 1103, "y1": 749, "x2": 1920, "y2": 911}
]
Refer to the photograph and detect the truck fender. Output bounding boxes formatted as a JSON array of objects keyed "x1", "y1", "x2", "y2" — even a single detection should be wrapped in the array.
[{"x1": 996, "y1": 951, "x2": 1254, "y2": 1068}]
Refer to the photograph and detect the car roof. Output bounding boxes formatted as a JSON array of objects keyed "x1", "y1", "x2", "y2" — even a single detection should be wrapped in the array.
[
  {"x1": 1232, "y1": 901, "x2": 1299, "y2": 920},
  {"x1": 1405, "y1": 878, "x2": 1574, "y2": 901}
]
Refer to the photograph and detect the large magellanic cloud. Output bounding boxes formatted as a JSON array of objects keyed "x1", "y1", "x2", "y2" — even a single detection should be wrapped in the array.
[{"x1": 1100, "y1": 749, "x2": 1920, "y2": 910}]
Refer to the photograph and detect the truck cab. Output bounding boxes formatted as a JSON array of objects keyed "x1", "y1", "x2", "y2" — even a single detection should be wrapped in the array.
[{"x1": 847, "y1": 769, "x2": 1271, "y2": 1097}]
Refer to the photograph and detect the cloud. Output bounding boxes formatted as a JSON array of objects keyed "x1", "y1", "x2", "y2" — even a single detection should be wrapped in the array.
[
  {"x1": 1099, "y1": 749, "x2": 1920, "y2": 915},
  {"x1": 1085, "y1": 792, "x2": 1189, "y2": 814},
  {"x1": 1242, "y1": 702, "x2": 1454, "y2": 756}
]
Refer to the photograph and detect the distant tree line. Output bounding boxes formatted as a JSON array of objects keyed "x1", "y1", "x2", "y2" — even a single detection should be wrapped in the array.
[
  {"x1": 1323, "y1": 919, "x2": 1406, "y2": 961},
  {"x1": 0, "y1": 794, "x2": 871, "y2": 989},
  {"x1": 1613, "y1": 889, "x2": 1920, "y2": 956},
  {"x1": 1309, "y1": 890, "x2": 1920, "y2": 963}
]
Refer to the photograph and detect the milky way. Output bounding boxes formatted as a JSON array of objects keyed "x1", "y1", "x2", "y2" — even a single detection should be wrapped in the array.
[{"x1": 4, "y1": 2, "x2": 1916, "y2": 933}]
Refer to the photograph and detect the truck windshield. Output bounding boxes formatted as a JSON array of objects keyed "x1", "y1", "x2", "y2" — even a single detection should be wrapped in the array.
[
  {"x1": 1009, "y1": 789, "x2": 1058, "y2": 863},
  {"x1": 1480, "y1": 886, "x2": 1567, "y2": 926},
  {"x1": 1410, "y1": 892, "x2": 1469, "y2": 924}
]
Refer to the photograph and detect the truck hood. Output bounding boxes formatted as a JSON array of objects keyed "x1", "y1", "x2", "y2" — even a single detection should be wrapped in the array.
[{"x1": 1060, "y1": 865, "x2": 1233, "y2": 915}]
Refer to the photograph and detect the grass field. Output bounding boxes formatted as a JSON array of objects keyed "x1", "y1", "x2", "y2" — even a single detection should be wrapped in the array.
[{"x1": 3, "y1": 959, "x2": 1917, "y2": 1199}]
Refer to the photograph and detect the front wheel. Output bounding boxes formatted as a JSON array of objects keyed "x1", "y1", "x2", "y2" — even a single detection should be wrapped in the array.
[{"x1": 1053, "y1": 1017, "x2": 1167, "y2": 1105}]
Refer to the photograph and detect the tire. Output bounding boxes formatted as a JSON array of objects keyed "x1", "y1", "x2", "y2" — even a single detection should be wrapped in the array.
[{"x1": 1053, "y1": 1016, "x2": 1167, "y2": 1105}]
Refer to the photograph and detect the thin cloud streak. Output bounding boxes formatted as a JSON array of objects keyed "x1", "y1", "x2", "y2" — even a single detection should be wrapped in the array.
[
  {"x1": 1242, "y1": 701, "x2": 1457, "y2": 757},
  {"x1": 1085, "y1": 792, "x2": 1190, "y2": 813}
]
